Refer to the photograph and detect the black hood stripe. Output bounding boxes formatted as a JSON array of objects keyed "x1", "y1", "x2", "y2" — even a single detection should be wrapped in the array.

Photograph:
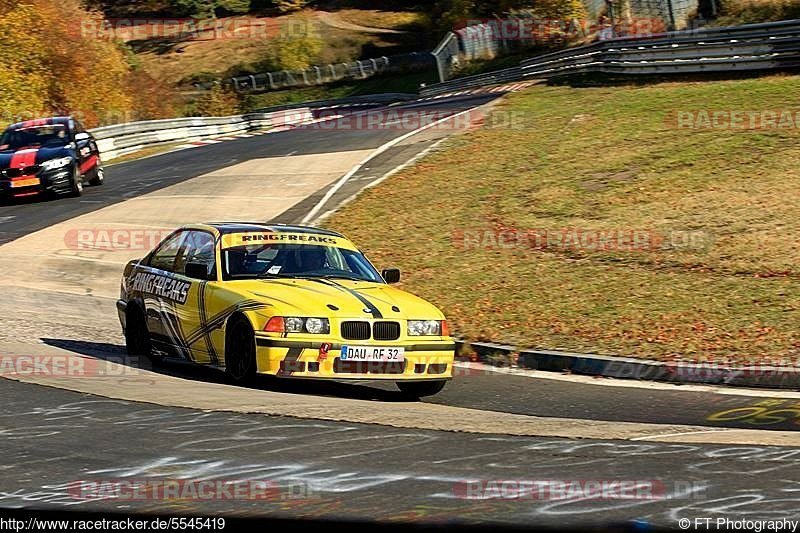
[{"x1": 307, "y1": 278, "x2": 383, "y2": 318}]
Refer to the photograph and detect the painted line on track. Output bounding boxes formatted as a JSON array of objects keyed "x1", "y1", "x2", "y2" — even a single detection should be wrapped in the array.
[
  {"x1": 453, "y1": 361, "x2": 800, "y2": 398},
  {"x1": 300, "y1": 106, "x2": 480, "y2": 224}
]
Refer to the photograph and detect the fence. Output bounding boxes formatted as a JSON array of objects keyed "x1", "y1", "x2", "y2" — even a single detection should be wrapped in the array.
[
  {"x1": 431, "y1": 0, "x2": 706, "y2": 82},
  {"x1": 227, "y1": 52, "x2": 434, "y2": 93},
  {"x1": 421, "y1": 18, "x2": 800, "y2": 95}
]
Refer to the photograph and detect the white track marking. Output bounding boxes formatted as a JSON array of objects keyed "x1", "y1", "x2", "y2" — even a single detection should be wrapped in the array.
[
  {"x1": 454, "y1": 361, "x2": 800, "y2": 398},
  {"x1": 630, "y1": 429, "x2": 734, "y2": 441},
  {"x1": 301, "y1": 106, "x2": 480, "y2": 224}
]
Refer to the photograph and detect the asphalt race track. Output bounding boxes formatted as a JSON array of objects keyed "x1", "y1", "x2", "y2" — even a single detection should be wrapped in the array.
[
  {"x1": 0, "y1": 91, "x2": 798, "y2": 530},
  {"x1": 2, "y1": 378, "x2": 799, "y2": 528}
]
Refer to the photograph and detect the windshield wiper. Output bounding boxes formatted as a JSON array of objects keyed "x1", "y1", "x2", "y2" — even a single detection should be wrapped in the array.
[
  {"x1": 256, "y1": 272, "x2": 301, "y2": 279},
  {"x1": 319, "y1": 274, "x2": 366, "y2": 281}
]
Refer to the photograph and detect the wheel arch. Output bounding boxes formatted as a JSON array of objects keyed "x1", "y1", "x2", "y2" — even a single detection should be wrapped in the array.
[
  {"x1": 224, "y1": 311, "x2": 255, "y2": 342},
  {"x1": 123, "y1": 297, "x2": 147, "y2": 328}
]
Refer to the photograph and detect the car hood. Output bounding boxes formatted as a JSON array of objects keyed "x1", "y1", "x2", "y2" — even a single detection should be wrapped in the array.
[
  {"x1": 0, "y1": 145, "x2": 72, "y2": 169},
  {"x1": 236, "y1": 277, "x2": 445, "y2": 320}
]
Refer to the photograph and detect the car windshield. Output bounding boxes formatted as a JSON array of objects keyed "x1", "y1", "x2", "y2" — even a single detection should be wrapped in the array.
[
  {"x1": 0, "y1": 124, "x2": 68, "y2": 150},
  {"x1": 222, "y1": 242, "x2": 384, "y2": 282}
]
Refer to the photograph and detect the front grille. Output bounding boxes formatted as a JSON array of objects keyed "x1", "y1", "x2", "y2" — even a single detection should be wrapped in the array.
[
  {"x1": 373, "y1": 321, "x2": 400, "y2": 341},
  {"x1": 334, "y1": 359, "x2": 407, "y2": 374},
  {"x1": 4, "y1": 166, "x2": 40, "y2": 178},
  {"x1": 341, "y1": 321, "x2": 370, "y2": 340}
]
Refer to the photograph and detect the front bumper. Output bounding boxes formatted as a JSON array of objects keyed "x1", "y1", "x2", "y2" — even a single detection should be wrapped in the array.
[
  {"x1": 0, "y1": 176, "x2": 43, "y2": 197},
  {"x1": 254, "y1": 335, "x2": 455, "y2": 380},
  {"x1": 0, "y1": 168, "x2": 71, "y2": 197}
]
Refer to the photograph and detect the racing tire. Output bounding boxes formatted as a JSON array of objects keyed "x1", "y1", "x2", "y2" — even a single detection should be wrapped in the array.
[
  {"x1": 125, "y1": 304, "x2": 161, "y2": 365},
  {"x1": 89, "y1": 159, "x2": 104, "y2": 186},
  {"x1": 225, "y1": 315, "x2": 257, "y2": 383},
  {"x1": 68, "y1": 164, "x2": 83, "y2": 197},
  {"x1": 396, "y1": 380, "x2": 447, "y2": 398}
]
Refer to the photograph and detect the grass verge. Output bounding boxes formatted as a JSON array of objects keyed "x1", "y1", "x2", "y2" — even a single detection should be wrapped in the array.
[{"x1": 327, "y1": 73, "x2": 800, "y2": 364}]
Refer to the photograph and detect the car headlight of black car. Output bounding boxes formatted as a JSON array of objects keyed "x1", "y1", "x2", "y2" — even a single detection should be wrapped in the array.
[{"x1": 40, "y1": 157, "x2": 72, "y2": 172}]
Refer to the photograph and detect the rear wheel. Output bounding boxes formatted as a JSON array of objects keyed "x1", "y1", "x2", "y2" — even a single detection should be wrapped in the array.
[
  {"x1": 125, "y1": 304, "x2": 161, "y2": 365},
  {"x1": 89, "y1": 159, "x2": 104, "y2": 186},
  {"x1": 225, "y1": 316, "x2": 256, "y2": 383},
  {"x1": 396, "y1": 380, "x2": 447, "y2": 398}
]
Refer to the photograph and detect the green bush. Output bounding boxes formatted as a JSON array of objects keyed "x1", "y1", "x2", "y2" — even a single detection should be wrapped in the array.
[
  {"x1": 264, "y1": 17, "x2": 323, "y2": 71},
  {"x1": 715, "y1": 0, "x2": 800, "y2": 25}
]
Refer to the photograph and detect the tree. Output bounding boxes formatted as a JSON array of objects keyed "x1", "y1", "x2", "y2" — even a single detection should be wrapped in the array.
[
  {"x1": 216, "y1": 0, "x2": 250, "y2": 14},
  {"x1": 273, "y1": 0, "x2": 308, "y2": 13},
  {"x1": 173, "y1": 0, "x2": 216, "y2": 18},
  {"x1": 0, "y1": 0, "x2": 144, "y2": 127},
  {"x1": 192, "y1": 83, "x2": 240, "y2": 116},
  {"x1": 265, "y1": 17, "x2": 323, "y2": 71},
  {"x1": 171, "y1": 0, "x2": 251, "y2": 17},
  {"x1": 0, "y1": 2, "x2": 48, "y2": 125}
]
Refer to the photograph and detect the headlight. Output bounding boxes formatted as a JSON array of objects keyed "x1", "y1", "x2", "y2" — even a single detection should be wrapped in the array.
[
  {"x1": 284, "y1": 317, "x2": 305, "y2": 333},
  {"x1": 264, "y1": 316, "x2": 330, "y2": 334},
  {"x1": 407, "y1": 320, "x2": 443, "y2": 336},
  {"x1": 40, "y1": 157, "x2": 72, "y2": 171},
  {"x1": 304, "y1": 317, "x2": 329, "y2": 334}
]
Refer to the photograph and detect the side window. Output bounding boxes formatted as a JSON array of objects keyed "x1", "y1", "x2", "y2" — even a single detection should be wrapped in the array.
[
  {"x1": 175, "y1": 231, "x2": 216, "y2": 279},
  {"x1": 147, "y1": 231, "x2": 187, "y2": 273}
]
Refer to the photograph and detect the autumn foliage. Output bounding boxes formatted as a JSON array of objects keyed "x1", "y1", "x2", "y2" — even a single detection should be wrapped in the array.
[{"x1": 0, "y1": 0, "x2": 174, "y2": 128}]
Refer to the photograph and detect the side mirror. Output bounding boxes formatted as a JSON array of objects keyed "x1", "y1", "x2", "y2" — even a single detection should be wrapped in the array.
[
  {"x1": 185, "y1": 262, "x2": 213, "y2": 281},
  {"x1": 382, "y1": 268, "x2": 400, "y2": 284},
  {"x1": 74, "y1": 132, "x2": 90, "y2": 141}
]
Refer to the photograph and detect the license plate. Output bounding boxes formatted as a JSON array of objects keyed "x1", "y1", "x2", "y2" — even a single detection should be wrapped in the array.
[
  {"x1": 340, "y1": 345, "x2": 405, "y2": 362},
  {"x1": 11, "y1": 177, "x2": 40, "y2": 188}
]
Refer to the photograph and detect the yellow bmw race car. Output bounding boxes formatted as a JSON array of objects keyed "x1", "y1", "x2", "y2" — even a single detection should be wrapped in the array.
[{"x1": 116, "y1": 222, "x2": 455, "y2": 397}]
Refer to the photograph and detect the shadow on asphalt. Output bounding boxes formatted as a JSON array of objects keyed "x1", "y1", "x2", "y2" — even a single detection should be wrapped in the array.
[{"x1": 41, "y1": 337, "x2": 416, "y2": 403}]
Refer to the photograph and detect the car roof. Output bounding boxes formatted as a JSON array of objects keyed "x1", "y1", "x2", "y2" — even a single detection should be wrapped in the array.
[
  {"x1": 204, "y1": 222, "x2": 345, "y2": 238},
  {"x1": 6, "y1": 117, "x2": 72, "y2": 130}
]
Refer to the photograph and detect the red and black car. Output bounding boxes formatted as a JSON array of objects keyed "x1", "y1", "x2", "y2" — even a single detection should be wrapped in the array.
[{"x1": 0, "y1": 116, "x2": 104, "y2": 199}]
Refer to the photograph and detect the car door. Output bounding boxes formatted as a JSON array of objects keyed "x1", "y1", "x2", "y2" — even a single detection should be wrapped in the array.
[
  {"x1": 138, "y1": 230, "x2": 194, "y2": 359},
  {"x1": 171, "y1": 230, "x2": 220, "y2": 366},
  {"x1": 71, "y1": 119, "x2": 95, "y2": 176}
]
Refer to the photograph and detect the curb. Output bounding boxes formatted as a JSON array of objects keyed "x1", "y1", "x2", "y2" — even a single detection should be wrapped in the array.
[{"x1": 458, "y1": 340, "x2": 800, "y2": 390}]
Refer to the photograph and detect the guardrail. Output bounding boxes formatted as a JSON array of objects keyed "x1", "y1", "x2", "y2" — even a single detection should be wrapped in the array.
[
  {"x1": 227, "y1": 52, "x2": 435, "y2": 93},
  {"x1": 420, "y1": 19, "x2": 800, "y2": 96},
  {"x1": 89, "y1": 94, "x2": 414, "y2": 161},
  {"x1": 90, "y1": 111, "x2": 307, "y2": 161}
]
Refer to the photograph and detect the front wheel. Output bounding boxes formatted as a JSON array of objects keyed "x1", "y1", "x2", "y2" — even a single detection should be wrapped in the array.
[
  {"x1": 225, "y1": 316, "x2": 257, "y2": 383},
  {"x1": 68, "y1": 165, "x2": 83, "y2": 197},
  {"x1": 396, "y1": 380, "x2": 447, "y2": 398}
]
